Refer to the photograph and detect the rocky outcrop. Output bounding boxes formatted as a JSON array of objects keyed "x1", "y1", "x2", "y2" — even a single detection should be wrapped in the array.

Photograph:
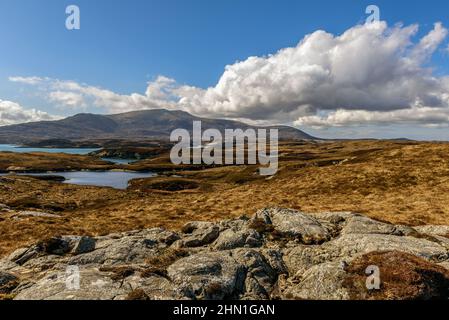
[{"x1": 2, "y1": 207, "x2": 449, "y2": 300}]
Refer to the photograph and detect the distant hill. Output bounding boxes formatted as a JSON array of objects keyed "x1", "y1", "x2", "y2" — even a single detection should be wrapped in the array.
[{"x1": 0, "y1": 109, "x2": 318, "y2": 143}]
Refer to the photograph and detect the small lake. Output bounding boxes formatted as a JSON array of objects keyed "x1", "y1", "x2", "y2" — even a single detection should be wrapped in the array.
[
  {"x1": 12, "y1": 171, "x2": 156, "y2": 189},
  {"x1": 0, "y1": 144, "x2": 100, "y2": 155},
  {"x1": 101, "y1": 158, "x2": 137, "y2": 165},
  {"x1": 0, "y1": 144, "x2": 137, "y2": 164}
]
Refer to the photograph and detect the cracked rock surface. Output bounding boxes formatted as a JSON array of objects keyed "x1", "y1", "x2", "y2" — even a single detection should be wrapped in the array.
[{"x1": 2, "y1": 207, "x2": 449, "y2": 300}]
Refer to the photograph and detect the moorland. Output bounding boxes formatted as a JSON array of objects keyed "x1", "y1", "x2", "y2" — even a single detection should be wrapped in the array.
[{"x1": 0, "y1": 139, "x2": 448, "y2": 258}]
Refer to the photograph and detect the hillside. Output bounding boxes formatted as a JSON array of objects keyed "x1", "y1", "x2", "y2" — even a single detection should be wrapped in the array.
[{"x1": 0, "y1": 109, "x2": 317, "y2": 143}]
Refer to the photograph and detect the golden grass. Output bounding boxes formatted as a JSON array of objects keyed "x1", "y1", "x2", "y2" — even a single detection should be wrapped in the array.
[
  {"x1": 0, "y1": 152, "x2": 116, "y2": 172},
  {"x1": 1, "y1": 140, "x2": 449, "y2": 257}
]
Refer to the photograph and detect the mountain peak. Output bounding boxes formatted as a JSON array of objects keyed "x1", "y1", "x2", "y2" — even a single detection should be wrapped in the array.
[{"x1": 0, "y1": 109, "x2": 317, "y2": 143}]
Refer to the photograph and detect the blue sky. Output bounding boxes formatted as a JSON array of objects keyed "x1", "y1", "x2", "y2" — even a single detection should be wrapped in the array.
[{"x1": 2, "y1": 0, "x2": 449, "y2": 139}]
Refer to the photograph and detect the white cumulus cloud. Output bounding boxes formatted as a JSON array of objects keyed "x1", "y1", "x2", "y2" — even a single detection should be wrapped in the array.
[
  {"x1": 8, "y1": 21, "x2": 449, "y2": 128},
  {"x1": 0, "y1": 100, "x2": 58, "y2": 126},
  {"x1": 177, "y1": 22, "x2": 449, "y2": 125}
]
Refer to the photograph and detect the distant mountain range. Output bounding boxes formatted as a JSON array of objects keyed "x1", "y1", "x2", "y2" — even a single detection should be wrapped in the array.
[{"x1": 0, "y1": 109, "x2": 318, "y2": 144}]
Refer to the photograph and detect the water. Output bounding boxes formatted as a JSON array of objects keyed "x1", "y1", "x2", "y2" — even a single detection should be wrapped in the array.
[
  {"x1": 0, "y1": 144, "x2": 100, "y2": 155},
  {"x1": 0, "y1": 145, "x2": 152, "y2": 188},
  {"x1": 0, "y1": 144, "x2": 137, "y2": 164},
  {"x1": 18, "y1": 171, "x2": 156, "y2": 189},
  {"x1": 101, "y1": 158, "x2": 137, "y2": 165}
]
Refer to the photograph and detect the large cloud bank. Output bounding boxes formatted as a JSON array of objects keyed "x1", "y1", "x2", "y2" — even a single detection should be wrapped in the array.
[{"x1": 9, "y1": 21, "x2": 449, "y2": 128}]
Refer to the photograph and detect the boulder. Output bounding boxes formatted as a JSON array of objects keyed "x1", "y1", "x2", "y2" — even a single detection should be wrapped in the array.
[
  {"x1": 167, "y1": 251, "x2": 245, "y2": 300},
  {"x1": 14, "y1": 268, "x2": 128, "y2": 300},
  {"x1": 213, "y1": 228, "x2": 262, "y2": 250},
  {"x1": 124, "y1": 274, "x2": 182, "y2": 300},
  {"x1": 232, "y1": 249, "x2": 278, "y2": 299},
  {"x1": 176, "y1": 221, "x2": 220, "y2": 248},
  {"x1": 254, "y1": 208, "x2": 330, "y2": 244},
  {"x1": 280, "y1": 261, "x2": 350, "y2": 300},
  {"x1": 325, "y1": 233, "x2": 448, "y2": 263},
  {"x1": 62, "y1": 236, "x2": 96, "y2": 255},
  {"x1": 340, "y1": 215, "x2": 398, "y2": 235},
  {"x1": 69, "y1": 228, "x2": 179, "y2": 266}
]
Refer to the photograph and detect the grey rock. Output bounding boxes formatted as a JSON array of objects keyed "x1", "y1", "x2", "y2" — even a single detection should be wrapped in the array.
[
  {"x1": 124, "y1": 274, "x2": 183, "y2": 300},
  {"x1": 177, "y1": 221, "x2": 220, "y2": 248},
  {"x1": 313, "y1": 211, "x2": 356, "y2": 223},
  {"x1": 22, "y1": 254, "x2": 62, "y2": 271},
  {"x1": 14, "y1": 268, "x2": 128, "y2": 300},
  {"x1": 213, "y1": 228, "x2": 262, "y2": 250},
  {"x1": 283, "y1": 232, "x2": 449, "y2": 279},
  {"x1": 340, "y1": 215, "x2": 397, "y2": 235},
  {"x1": 69, "y1": 228, "x2": 179, "y2": 265},
  {"x1": 255, "y1": 208, "x2": 330, "y2": 244},
  {"x1": 62, "y1": 236, "x2": 96, "y2": 255},
  {"x1": 3, "y1": 207, "x2": 449, "y2": 301},
  {"x1": 260, "y1": 249, "x2": 288, "y2": 276},
  {"x1": 392, "y1": 225, "x2": 418, "y2": 236},
  {"x1": 326, "y1": 233, "x2": 448, "y2": 263},
  {"x1": 16, "y1": 211, "x2": 61, "y2": 218},
  {"x1": 10, "y1": 246, "x2": 42, "y2": 265},
  {"x1": 167, "y1": 251, "x2": 245, "y2": 300},
  {"x1": 280, "y1": 261, "x2": 350, "y2": 300},
  {"x1": 8, "y1": 248, "x2": 30, "y2": 263},
  {"x1": 414, "y1": 225, "x2": 449, "y2": 237},
  {"x1": 232, "y1": 249, "x2": 278, "y2": 299}
]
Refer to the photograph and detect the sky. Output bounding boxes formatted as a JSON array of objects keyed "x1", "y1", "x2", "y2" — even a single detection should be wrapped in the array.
[{"x1": 2, "y1": 0, "x2": 449, "y2": 139}]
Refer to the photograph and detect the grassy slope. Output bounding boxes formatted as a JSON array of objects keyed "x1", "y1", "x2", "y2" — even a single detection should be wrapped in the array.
[{"x1": 0, "y1": 140, "x2": 449, "y2": 256}]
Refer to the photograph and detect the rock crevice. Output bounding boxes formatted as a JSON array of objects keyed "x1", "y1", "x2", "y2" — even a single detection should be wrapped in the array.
[{"x1": 1, "y1": 208, "x2": 449, "y2": 300}]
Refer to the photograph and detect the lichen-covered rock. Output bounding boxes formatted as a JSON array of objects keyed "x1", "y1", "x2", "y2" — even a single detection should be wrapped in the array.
[
  {"x1": 232, "y1": 249, "x2": 278, "y2": 299},
  {"x1": 414, "y1": 225, "x2": 449, "y2": 237},
  {"x1": 326, "y1": 233, "x2": 448, "y2": 263},
  {"x1": 340, "y1": 215, "x2": 398, "y2": 235},
  {"x1": 213, "y1": 228, "x2": 262, "y2": 250},
  {"x1": 2, "y1": 208, "x2": 449, "y2": 300},
  {"x1": 14, "y1": 268, "x2": 128, "y2": 300},
  {"x1": 280, "y1": 261, "x2": 350, "y2": 300},
  {"x1": 167, "y1": 251, "x2": 245, "y2": 299},
  {"x1": 255, "y1": 208, "x2": 330, "y2": 244},
  {"x1": 124, "y1": 274, "x2": 183, "y2": 300},
  {"x1": 176, "y1": 221, "x2": 220, "y2": 248},
  {"x1": 69, "y1": 228, "x2": 179, "y2": 265}
]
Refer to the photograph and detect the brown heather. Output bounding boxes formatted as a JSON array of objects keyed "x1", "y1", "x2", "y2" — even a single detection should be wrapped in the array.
[{"x1": 1, "y1": 140, "x2": 449, "y2": 256}]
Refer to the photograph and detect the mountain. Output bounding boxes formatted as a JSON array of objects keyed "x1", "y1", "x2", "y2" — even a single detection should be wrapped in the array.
[{"x1": 0, "y1": 109, "x2": 318, "y2": 143}]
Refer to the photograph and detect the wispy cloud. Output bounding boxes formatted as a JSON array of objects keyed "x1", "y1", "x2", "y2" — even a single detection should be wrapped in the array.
[{"x1": 8, "y1": 76, "x2": 47, "y2": 85}]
